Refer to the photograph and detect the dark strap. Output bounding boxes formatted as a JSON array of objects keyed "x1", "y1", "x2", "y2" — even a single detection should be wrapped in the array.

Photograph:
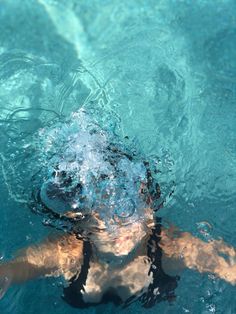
[
  {"x1": 62, "y1": 240, "x2": 92, "y2": 308},
  {"x1": 139, "y1": 217, "x2": 179, "y2": 308},
  {"x1": 123, "y1": 217, "x2": 179, "y2": 308},
  {"x1": 63, "y1": 239, "x2": 123, "y2": 308}
]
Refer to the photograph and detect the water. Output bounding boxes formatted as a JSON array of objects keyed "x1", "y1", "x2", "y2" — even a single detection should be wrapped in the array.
[{"x1": 0, "y1": 0, "x2": 236, "y2": 313}]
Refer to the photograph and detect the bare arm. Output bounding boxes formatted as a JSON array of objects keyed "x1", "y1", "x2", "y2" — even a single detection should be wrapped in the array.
[
  {"x1": 160, "y1": 227, "x2": 236, "y2": 285},
  {"x1": 0, "y1": 234, "x2": 83, "y2": 298}
]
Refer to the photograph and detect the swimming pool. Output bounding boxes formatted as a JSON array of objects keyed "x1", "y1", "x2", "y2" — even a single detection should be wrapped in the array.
[{"x1": 0, "y1": 0, "x2": 235, "y2": 313}]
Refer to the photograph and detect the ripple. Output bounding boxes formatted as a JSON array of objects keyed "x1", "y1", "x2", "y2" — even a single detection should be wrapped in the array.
[{"x1": 205, "y1": 28, "x2": 236, "y2": 79}]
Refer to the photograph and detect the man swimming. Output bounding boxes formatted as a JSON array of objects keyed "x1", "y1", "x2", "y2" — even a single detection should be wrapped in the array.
[{"x1": 0, "y1": 110, "x2": 235, "y2": 308}]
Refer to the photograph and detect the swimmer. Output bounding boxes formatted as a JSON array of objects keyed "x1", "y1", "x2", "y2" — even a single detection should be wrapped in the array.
[{"x1": 0, "y1": 111, "x2": 236, "y2": 308}]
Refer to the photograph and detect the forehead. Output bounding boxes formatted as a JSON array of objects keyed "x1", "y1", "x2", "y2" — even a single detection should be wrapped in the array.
[{"x1": 88, "y1": 206, "x2": 153, "y2": 229}]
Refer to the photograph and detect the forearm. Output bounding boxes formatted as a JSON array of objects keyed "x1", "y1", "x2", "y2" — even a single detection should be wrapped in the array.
[
  {"x1": 0, "y1": 259, "x2": 54, "y2": 284},
  {"x1": 0, "y1": 240, "x2": 64, "y2": 285},
  {"x1": 1, "y1": 234, "x2": 83, "y2": 284},
  {"x1": 160, "y1": 228, "x2": 236, "y2": 284}
]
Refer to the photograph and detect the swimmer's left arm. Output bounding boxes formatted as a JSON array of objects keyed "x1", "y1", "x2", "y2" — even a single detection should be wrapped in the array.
[{"x1": 159, "y1": 228, "x2": 236, "y2": 285}]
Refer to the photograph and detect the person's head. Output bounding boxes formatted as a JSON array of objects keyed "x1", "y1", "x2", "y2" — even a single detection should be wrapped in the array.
[
  {"x1": 39, "y1": 168, "x2": 159, "y2": 259},
  {"x1": 37, "y1": 110, "x2": 161, "y2": 255}
]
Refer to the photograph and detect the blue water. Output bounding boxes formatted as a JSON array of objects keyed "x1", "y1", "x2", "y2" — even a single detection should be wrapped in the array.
[{"x1": 0, "y1": 0, "x2": 236, "y2": 313}]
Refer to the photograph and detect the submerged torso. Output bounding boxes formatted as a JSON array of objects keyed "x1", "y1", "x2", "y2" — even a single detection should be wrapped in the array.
[
  {"x1": 82, "y1": 253, "x2": 152, "y2": 303},
  {"x1": 63, "y1": 219, "x2": 179, "y2": 308}
]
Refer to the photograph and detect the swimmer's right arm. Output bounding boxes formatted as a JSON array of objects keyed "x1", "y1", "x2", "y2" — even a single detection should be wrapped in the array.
[{"x1": 0, "y1": 234, "x2": 83, "y2": 299}]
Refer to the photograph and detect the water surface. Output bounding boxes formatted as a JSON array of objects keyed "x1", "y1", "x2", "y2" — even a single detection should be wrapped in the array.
[{"x1": 0, "y1": 1, "x2": 236, "y2": 313}]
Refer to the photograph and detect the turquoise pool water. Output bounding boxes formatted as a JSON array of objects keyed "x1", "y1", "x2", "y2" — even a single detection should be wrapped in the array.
[{"x1": 0, "y1": 0, "x2": 236, "y2": 313}]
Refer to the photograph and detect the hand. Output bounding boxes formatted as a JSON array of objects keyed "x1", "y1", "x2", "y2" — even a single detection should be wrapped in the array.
[
  {"x1": 217, "y1": 264, "x2": 236, "y2": 285},
  {"x1": 212, "y1": 239, "x2": 236, "y2": 285}
]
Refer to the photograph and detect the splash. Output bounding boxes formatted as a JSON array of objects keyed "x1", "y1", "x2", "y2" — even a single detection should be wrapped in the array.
[{"x1": 35, "y1": 109, "x2": 155, "y2": 232}]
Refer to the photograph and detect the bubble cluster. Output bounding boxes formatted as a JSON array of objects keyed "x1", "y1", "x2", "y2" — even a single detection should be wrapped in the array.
[{"x1": 37, "y1": 109, "x2": 154, "y2": 232}]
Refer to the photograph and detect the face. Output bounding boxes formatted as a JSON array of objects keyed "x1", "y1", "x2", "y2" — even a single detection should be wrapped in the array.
[{"x1": 84, "y1": 207, "x2": 154, "y2": 256}]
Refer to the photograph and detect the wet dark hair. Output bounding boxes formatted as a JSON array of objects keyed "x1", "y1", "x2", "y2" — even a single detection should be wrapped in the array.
[
  {"x1": 30, "y1": 146, "x2": 163, "y2": 235},
  {"x1": 29, "y1": 110, "x2": 167, "y2": 234}
]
